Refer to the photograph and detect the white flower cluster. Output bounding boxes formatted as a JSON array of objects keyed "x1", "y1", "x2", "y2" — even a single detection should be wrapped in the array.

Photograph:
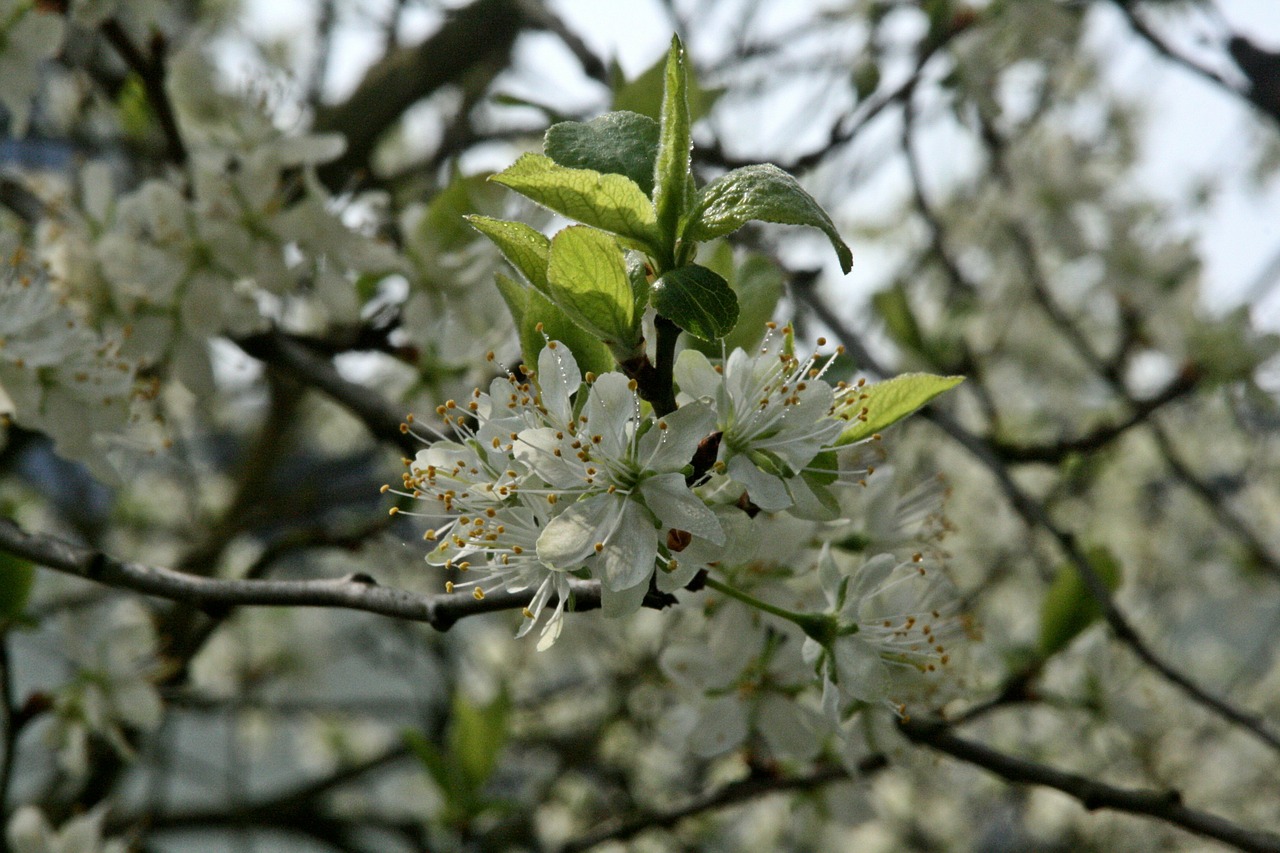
[
  {"x1": 0, "y1": 250, "x2": 140, "y2": 481},
  {"x1": 36, "y1": 46, "x2": 402, "y2": 396},
  {"x1": 389, "y1": 334, "x2": 964, "y2": 682},
  {"x1": 5, "y1": 806, "x2": 125, "y2": 853}
]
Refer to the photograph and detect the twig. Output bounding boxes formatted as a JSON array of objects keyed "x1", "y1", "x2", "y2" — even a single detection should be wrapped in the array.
[
  {"x1": 98, "y1": 19, "x2": 187, "y2": 166},
  {"x1": 560, "y1": 763, "x2": 860, "y2": 852},
  {"x1": 900, "y1": 717, "x2": 1280, "y2": 853},
  {"x1": 0, "y1": 517, "x2": 650, "y2": 633},
  {"x1": 235, "y1": 331, "x2": 419, "y2": 456}
]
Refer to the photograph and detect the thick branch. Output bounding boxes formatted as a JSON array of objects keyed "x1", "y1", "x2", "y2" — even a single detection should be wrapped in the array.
[
  {"x1": 0, "y1": 517, "x2": 619, "y2": 632},
  {"x1": 901, "y1": 718, "x2": 1280, "y2": 853},
  {"x1": 312, "y1": 0, "x2": 525, "y2": 190},
  {"x1": 235, "y1": 331, "x2": 419, "y2": 456}
]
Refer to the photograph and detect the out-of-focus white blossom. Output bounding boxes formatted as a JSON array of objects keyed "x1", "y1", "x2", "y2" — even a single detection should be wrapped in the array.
[
  {"x1": 0, "y1": 251, "x2": 139, "y2": 481},
  {"x1": 5, "y1": 806, "x2": 125, "y2": 853},
  {"x1": 0, "y1": 2, "x2": 64, "y2": 136},
  {"x1": 805, "y1": 548, "x2": 968, "y2": 721},
  {"x1": 45, "y1": 601, "x2": 163, "y2": 777}
]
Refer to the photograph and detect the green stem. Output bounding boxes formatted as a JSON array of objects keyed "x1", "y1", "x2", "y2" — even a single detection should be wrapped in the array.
[{"x1": 703, "y1": 576, "x2": 833, "y2": 643}]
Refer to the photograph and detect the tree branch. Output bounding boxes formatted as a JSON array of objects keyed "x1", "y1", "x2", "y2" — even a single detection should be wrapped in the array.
[
  {"x1": 312, "y1": 0, "x2": 526, "y2": 191},
  {"x1": 234, "y1": 331, "x2": 419, "y2": 456},
  {"x1": 98, "y1": 19, "x2": 188, "y2": 166},
  {"x1": 0, "y1": 517, "x2": 632, "y2": 633},
  {"x1": 900, "y1": 717, "x2": 1280, "y2": 853}
]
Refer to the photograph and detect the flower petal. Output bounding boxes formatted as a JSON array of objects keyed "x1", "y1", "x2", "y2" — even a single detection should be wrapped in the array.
[
  {"x1": 599, "y1": 499, "x2": 658, "y2": 590},
  {"x1": 639, "y1": 472, "x2": 723, "y2": 544},
  {"x1": 536, "y1": 493, "x2": 616, "y2": 569},
  {"x1": 727, "y1": 453, "x2": 791, "y2": 511},
  {"x1": 537, "y1": 341, "x2": 581, "y2": 426}
]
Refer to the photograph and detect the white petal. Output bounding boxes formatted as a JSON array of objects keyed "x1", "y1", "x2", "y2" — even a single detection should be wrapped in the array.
[
  {"x1": 639, "y1": 400, "x2": 715, "y2": 472},
  {"x1": 537, "y1": 341, "x2": 581, "y2": 425},
  {"x1": 600, "y1": 575, "x2": 650, "y2": 617},
  {"x1": 639, "y1": 473, "x2": 723, "y2": 544},
  {"x1": 727, "y1": 454, "x2": 791, "y2": 511},
  {"x1": 583, "y1": 373, "x2": 636, "y2": 459},
  {"x1": 599, "y1": 499, "x2": 658, "y2": 590},
  {"x1": 536, "y1": 494, "x2": 615, "y2": 569},
  {"x1": 834, "y1": 636, "x2": 891, "y2": 704},
  {"x1": 673, "y1": 348, "x2": 720, "y2": 403},
  {"x1": 759, "y1": 694, "x2": 824, "y2": 761},
  {"x1": 688, "y1": 695, "x2": 749, "y2": 758}
]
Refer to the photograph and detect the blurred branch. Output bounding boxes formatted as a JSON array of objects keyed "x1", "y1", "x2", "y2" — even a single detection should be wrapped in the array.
[
  {"x1": 900, "y1": 717, "x2": 1280, "y2": 853},
  {"x1": 97, "y1": 19, "x2": 188, "y2": 166},
  {"x1": 989, "y1": 369, "x2": 1198, "y2": 464},
  {"x1": 235, "y1": 330, "x2": 419, "y2": 456},
  {"x1": 312, "y1": 0, "x2": 526, "y2": 191},
  {"x1": 560, "y1": 762, "x2": 869, "y2": 852},
  {"x1": 0, "y1": 516, "x2": 658, "y2": 633}
]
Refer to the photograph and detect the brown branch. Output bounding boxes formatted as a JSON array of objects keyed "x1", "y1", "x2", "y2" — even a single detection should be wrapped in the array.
[
  {"x1": 0, "y1": 516, "x2": 631, "y2": 633},
  {"x1": 560, "y1": 762, "x2": 868, "y2": 852},
  {"x1": 989, "y1": 368, "x2": 1199, "y2": 464},
  {"x1": 234, "y1": 331, "x2": 419, "y2": 456},
  {"x1": 311, "y1": 0, "x2": 526, "y2": 191},
  {"x1": 900, "y1": 717, "x2": 1280, "y2": 853},
  {"x1": 98, "y1": 19, "x2": 187, "y2": 166}
]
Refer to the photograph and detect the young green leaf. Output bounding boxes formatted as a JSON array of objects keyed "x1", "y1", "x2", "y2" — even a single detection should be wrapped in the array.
[
  {"x1": 448, "y1": 689, "x2": 511, "y2": 792},
  {"x1": 683, "y1": 164, "x2": 853, "y2": 273},
  {"x1": 835, "y1": 372, "x2": 963, "y2": 444},
  {"x1": 518, "y1": 279, "x2": 615, "y2": 377},
  {"x1": 611, "y1": 47, "x2": 723, "y2": 123},
  {"x1": 653, "y1": 35, "x2": 693, "y2": 262},
  {"x1": 651, "y1": 264, "x2": 739, "y2": 341},
  {"x1": 493, "y1": 271, "x2": 528, "y2": 328},
  {"x1": 545, "y1": 111, "x2": 660, "y2": 196},
  {"x1": 490, "y1": 154, "x2": 659, "y2": 250},
  {"x1": 547, "y1": 226, "x2": 641, "y2": 353},
  {"x1": 0, "y1": 553, "x2": 34, "y2": 623},
  {"x1": 1039, "y1": 547, "x2": 1123, "y2": 658},
  {"x1": 465, "y1": 215, "x2": 551, "y2": 293}
]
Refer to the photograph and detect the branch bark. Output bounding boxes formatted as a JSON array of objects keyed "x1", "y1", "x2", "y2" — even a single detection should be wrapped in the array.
[
  {"x1": 901, "y1": 717, "x2": 1280, "y2": 853},
  {"x1": 0, "y1": 517, "x2": 616, "y2": 632}
]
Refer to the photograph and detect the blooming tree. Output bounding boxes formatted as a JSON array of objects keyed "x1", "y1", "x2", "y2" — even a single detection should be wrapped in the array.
[{"x1": 0, "y1": 1, "x2": 1278, "y2": 852}]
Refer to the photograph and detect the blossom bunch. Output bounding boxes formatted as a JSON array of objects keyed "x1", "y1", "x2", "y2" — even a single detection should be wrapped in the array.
[{"x1": 388, "y1": 334, "x2": 963, "y2": 683}]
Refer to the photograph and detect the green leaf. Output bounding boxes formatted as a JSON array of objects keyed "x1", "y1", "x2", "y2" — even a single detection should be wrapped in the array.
[
  {"x1": 835, "y1": 373, "x2": 963, "y2": 444},
  {"x1": 521, "y1": 284, "x2": 615, "y2": 377},
  {"x1": 465, "y1": 215, "x2": 551, "y2": 293},
  {"x1": 1039, "y1": 547, "x2": 1123, "y2": 658},
  {"x1": 653, "y1": 35, "x2": 693, "y2": 260},
  {"x1": 0, "y1": 552, "x2": 34, "y2": 623},
  {"x1": 872, "y1": 284, "x2": 928, "y2": 355},
  {"x1": 611, "y1": 48, "x2": 723, "y2": 123},
  {"x1": 687, "y1": 247, "x2": 784, "y2": 354},
  {"x1": 547, "y1": 226, "x2": 641, "y2": 353},
  {"x1": 490, "y1": 154, "x2": 658, "y2": 249},
  {"x1": 683, "y1": 164, "x2": 853, "y2": 274},
  {"x1": 545, "y1": 112, "x2": 659, "y2": 197},
  {"x1": 403, "y1": 729, "x2": 455, "y2": 797},
  {"x1": 493, "y1": 271, "x2": 528, "y2": 328},
  {"x1": 448, "y1": 689, "x2": 511, "y2": 792},
  {"x1": 651, "y1": 264, "x2": 739, "y2": 341}
]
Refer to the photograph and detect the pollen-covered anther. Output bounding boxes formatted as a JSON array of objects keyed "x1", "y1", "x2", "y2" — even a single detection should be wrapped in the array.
[
  {"x1": 594, "y1": 542, "x2": 605, "y2": 553},
  {"x1": 522, "y1": 607, "x2": 534, "y2": 619},
  {"x1": 473, "y1": 588, "x2": 485, "y2": 600},
  {"x1": 445, "y1": 581, "x2": 455, "y2": 593}
]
